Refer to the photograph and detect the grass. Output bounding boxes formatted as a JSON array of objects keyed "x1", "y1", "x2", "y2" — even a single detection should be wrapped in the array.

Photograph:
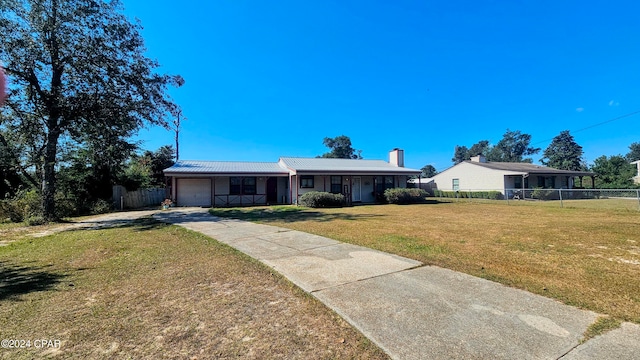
[
  {"x1": 582, "y1": 316, "x2": 622, "y2": 343},
  {"x1": 0, "y1": 218, "x2": 388, "y2": 359},
  {"x1": 438, "y1": 196, "x2": 640, "y2": 211},
  {"x1": 210, "y1": 201, "x2": 640, "y2": 325}
]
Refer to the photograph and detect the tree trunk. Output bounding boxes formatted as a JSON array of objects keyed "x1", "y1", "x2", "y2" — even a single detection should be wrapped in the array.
[{"x1": 42, "y1": 129, "x2": 60, "y2": 221}]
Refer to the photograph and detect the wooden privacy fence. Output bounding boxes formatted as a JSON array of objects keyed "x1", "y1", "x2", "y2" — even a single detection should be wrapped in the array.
[{"x1": 112, "y1": 185, "x2": 167, "y2": 210}]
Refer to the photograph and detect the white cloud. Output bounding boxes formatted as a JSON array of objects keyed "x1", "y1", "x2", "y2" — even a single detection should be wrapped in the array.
[
  {"x1": 609, "y1": 100, "x2": 619, "y2": 106},
  {"x1": 576, "y1": 107, "x2": 584, "y2": 112}
]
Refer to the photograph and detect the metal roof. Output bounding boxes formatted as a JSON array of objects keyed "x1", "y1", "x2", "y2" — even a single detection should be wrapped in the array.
[
  {"x1": 467, "y1": 161, "x2": 595, "y2": 176},
  {"x1": 163, "y1": 158, "x2": 422, "y2": 175},
  {"x1": 164, "y1": 160, "x2": 289, "y2": 175},
  {"x1": 279, "y1": 157, "x2": 422, "y2": 174}
]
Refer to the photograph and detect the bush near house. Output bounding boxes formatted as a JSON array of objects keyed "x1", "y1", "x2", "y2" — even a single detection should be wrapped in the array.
[
  {"x1": 531, "y1": 187, "x2": 556, "y2": 200},
  {"x1": 298, "y1": 191, "x2": 346, "y2": 208},
  {"x1": 434, "y1": 190, "x2": 504, "y2": 200},
  {"x1": 384, "y1": 188, "x2": 428, "y2": 204}
]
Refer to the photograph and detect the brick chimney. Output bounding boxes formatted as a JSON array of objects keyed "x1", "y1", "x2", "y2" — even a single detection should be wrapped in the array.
[{"x1": 389, "y1": 148, "x2": 404, "y2": 167}]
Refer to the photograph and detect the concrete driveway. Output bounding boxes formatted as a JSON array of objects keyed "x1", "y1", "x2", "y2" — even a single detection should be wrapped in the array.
[{"x1": 141, "y1": 207, "x2": 639, "y2": 359}]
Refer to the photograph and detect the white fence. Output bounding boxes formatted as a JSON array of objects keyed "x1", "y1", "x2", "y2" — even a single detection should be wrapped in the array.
[{"x1": 112, "y1": 186, "x2": 167, "y2": 210}]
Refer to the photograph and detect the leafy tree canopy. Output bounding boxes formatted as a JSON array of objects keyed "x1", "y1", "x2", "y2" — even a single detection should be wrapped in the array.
[
  {"x1": 486, "y1": 129, "x2": 540, "y2": 163},
  {"x1": 590, "y1": 155, "x2": 637, "y2": 189},
  {"x1": 420, "y1": 164, "x2": 438, "y2": 177},
  {"x1": 451, "y1": 140, "x2": 490, "y2": 164},
  {"x1": 540, "y1": 130, "x2": 585, "y2": 170},
  {"x1": 0, "y1": 0, "x2": 181, "y2": 220},
  {"x1": 121, "y1": 145, "x2": 175, "y2": 189},
  {"x1": 626, "y1": 142, "x2": 640, "y2": 162},
  {"x1": 318, "y1": 135, "x2": 362, "y2": 159},
  {"x1": 452, "y1": 130, "x2": 539, "y2": 164}
]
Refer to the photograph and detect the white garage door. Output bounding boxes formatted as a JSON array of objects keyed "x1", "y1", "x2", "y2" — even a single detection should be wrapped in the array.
[{"x1": 177, "y1": 179, "x2": 211, "y2": 207}]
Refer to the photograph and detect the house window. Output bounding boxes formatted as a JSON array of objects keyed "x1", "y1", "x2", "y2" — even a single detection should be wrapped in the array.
[
  {"x1": 300, "y1": 175, "x2": 314, "y2": 188},
  {"x1": 537, "y1": 176, "x2": 555, "y2": 189},
  {"x1": 330, "y1": 176, "x2": 342, "y2": 194},
  {"x1": 230, "y1": 177, "x2": 256, "y2": 195},
  {"x1": 386, "y1": 176, "x2": 394, "y2": 189},
  {"x1": 243, "y1": 177, "x2": 256, "y2": 194},
  {"x1": 230, "y1": 177, "x2": 241, "y2": 195},
  {"x1": 514, "y1": 177, "x2": 522, "y2": 189},
  {"x1": 376, "y1": 176, "x2": 395, "y2": 193},
  {"x1": 452, "y1": 178, "x2": 460, "y2": 191}
]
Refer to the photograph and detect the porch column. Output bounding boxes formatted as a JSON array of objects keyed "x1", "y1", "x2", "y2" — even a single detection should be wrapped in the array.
[
  {"x1": 211, "y1": 176, "x2": 216, "y2": 207},
  {"x1": 171, "y1": 177, "x2": 176, "y2": 201}
]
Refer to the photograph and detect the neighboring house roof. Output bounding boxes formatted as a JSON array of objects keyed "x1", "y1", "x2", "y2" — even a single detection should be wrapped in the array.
[
  {"x1": 463, "y1": 161, "x2": 595, "y2": 176},
  {"x1": 164, "y1": 160, "x2": 289, "y2": 175},
  {"x1": 279, "y1": 157, "x2": 421, "y2": 174}
]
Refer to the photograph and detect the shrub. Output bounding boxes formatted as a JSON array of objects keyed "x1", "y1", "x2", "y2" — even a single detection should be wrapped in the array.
[
  {"x1": 298, "y1": 191, "x2": 345, "y2": 208},
  {"x1": 531, "y1": 187, "x2": 556, "y2": 200},
  {"x1": 433, "y1": 190, "x2": 504, "y2": 200},
  {"x1": 26, "y1": 215, "x2": 46, "y2": 226},
  {"x1": 0, "y1": 189, "x2": 43, "y2": 222},
  {"x1": 384, "y1": 188, "x2": 428, "y2": 204},
  {"x1": 90, "y1": 198, "x2": 113, "y2": 215}
]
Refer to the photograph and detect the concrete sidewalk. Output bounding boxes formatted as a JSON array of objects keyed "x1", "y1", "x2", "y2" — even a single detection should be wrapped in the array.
[{"x1": 154, "y1": 208, "x2": 640, "y2": 360}]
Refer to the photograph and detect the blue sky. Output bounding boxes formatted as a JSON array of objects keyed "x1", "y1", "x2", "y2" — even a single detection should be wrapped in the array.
[{"x1": 124, "y1": 0, "x2": 640, "y2": 171}]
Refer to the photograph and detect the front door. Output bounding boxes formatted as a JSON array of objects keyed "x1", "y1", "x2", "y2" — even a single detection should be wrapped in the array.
[
  {"x1": 352, "y1": 177, "x2": 362, "y2": 202},
  {"x1": 266, "y1": 177, "x2": 278, "y2": 203}
]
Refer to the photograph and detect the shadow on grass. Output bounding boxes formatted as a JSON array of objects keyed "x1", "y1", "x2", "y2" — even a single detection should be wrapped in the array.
[
  {"x1": 0, "y1": 261, "x2": 66, "y2": 301},
  {"x1": 60, "y1": 217, "x2": 169, "y2": 234},
  {"x1": 207, "y1": 207, "x2": 383, "y2": 223}
]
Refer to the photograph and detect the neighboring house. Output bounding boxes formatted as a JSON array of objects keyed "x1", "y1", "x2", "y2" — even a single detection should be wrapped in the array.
[
  {"x1": 431, "y1": 155, "x2": 595, "y2": 197},
  {"x1": 632, "y1": 160, "x2": 640, "y2": 184},
  {"x1": 163, "y1": 149, "x2": 421, "y2": 207}
]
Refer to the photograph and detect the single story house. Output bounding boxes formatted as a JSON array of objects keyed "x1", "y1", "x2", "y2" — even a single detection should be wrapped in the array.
[
  {"x1": 163, "y1": 149, "x2": 421, "y2": 207},
  {"x1": 431, "y1": 155, "x2": 595, "y2": 197}
]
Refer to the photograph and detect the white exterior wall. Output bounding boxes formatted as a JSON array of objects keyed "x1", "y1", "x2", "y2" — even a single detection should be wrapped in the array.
[{"x1": 432, "y1": 163, "x2": 508, "y2": 192}]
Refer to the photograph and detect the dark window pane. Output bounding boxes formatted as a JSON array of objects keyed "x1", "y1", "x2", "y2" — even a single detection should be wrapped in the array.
[
  {"x1": 243, "y1": 177, "x2": 256, "y2": 195},
  {"x1": 301, "y1": 175, "x2": 314, "y2": 188},
  {"x1": 230, "y1": 177, "x2": 241, "y2": 195},
  {"x1": 330, "y1": 176, "x2": 342, "y2": 193}
]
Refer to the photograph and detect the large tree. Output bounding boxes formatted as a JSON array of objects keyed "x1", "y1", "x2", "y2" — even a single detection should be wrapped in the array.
[
  {"x1": 451, "y1": 131, "x2": 539, "y2": 165},
  {"x1": 420, "y1": 164, "x2": 437, "y2": 177},
  {"x1": 486, "y1": 129, "x2": 540, "y2": 163},
  {"x1": 540, "y1": 130, "x2": 585, "y2": 170},
  {"x1": 0, "y1": 0, "x2": 180, "y2": 220},
  {"x1": 591, "y1": 155, "x2": 636, "y2": 189},
  {"x1": 318, "y1": 135, "x2": 362, "y2": 159},
  {"x1": 451, "y1": 145, "x2": 469, "y2": 164},
  {"x1": 451, "y1": 140, "x2": 491, "y2": 164},
  {"x1": 626, "y1": 142, "x2": 640, "y2": 162}
]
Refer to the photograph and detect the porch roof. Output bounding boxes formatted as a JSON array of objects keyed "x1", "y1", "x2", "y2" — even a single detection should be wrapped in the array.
[
  {"x1": 279, "y1": 157, "x2": 422, "y2": 175},
  {"x1": 467, "y1": 161, "x2": 595, "y2": 176}
]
